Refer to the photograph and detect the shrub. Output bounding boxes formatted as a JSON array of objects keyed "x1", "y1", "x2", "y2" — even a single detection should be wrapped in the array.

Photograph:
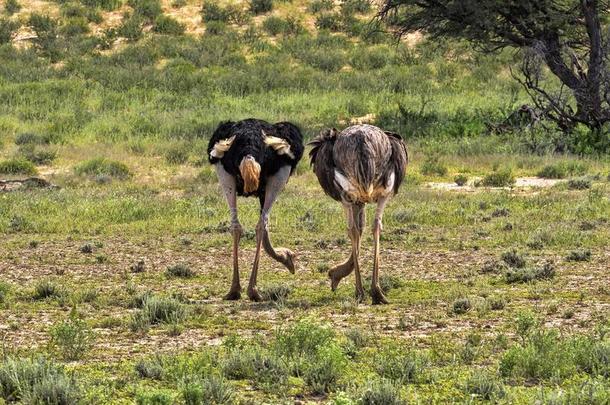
[
  {"x1": 15, "y1": 132, "x2": 51, "y2": 145},
  {"x1": 0, "y1": 282, "x2": 10, "y2": 305},
  {"x1": 505, "y1": 262, "x2": 555, "y2": 284},
  {"x1": 130, "y1": 295, "x2": 188, "y2": 332},
  {"x1": 376, "y1": 348, "x2": 427, "y2": 383},
  {"x1": 454, "y1": 173, "x2": 468, "y2": 186},
  {"x1": 166, "y1": 264, "x2": 195, "y2": 278},
  {"x1": 153, "y1": 15, "x2": 185, "y2": 35},
  {"x1": 165, "y1": 145, "x2": 190, "y2": 164},
  {"x1": 501, "y1": 249, "x2": 526, "y2": 268},
  {"x1": 128, "y1": 0, "x2": 162, "y2": 20},
  {"x1": 182, "y1": 375, "x2": 234, "y2": 405},
  {"x1": 566, "y1": 249, "x2": 592, "y2": 262},
  {"x1": 351, "y1": 46, "x2": 391, "y2": 70},
  {"x1": 480, "y1": 259, "x2": 508, "y2": 274},
  {"x1": 4, "y1": 0, "x2": 21, "y2": 15},
  {"x1": 135, "y1": 356, "x2": 166, "y2": 380},
  {"x1": 0, "y1": 357, "x2": 82, "y2": 403},
  {"x1": 303, "y1": 346, "x2": 346, "y2": 394},
  {"x1": 420, "y1": 155, "x2": 447, "y2": 176},
  {"x1": 262, "y1": 16, "x2": 291, "y2": 36},
  {"x1": 302, "y1": 49, "x2": 346, "y2": 72},
  {"x1": 32, "y1": 279, "x2": 63, "y2": 300},
  {"x1": 222, "y1": 347, "x2": 287, "y2": 386},
  {"x1": 463, "y1": 370, "x2": 505, "y2": 400},
  {"x1": 341, "y1": 0, "x2": 371, "y2": 14},
  {"x1": 28, "y1": 13, "x2": 62, "y2": 61},
  {"x1": 537, "y1": 161, "x2": 588, "y2": 179},
  {"x1": 0, "y1": 158, "x2": 37, "y2": 175},
  {"x1": 60, "y1": 17, "x2": 90, "y2": 36},
  {"x1": 359, "y1": 379, "x2": 404, "y2": 405},
  {"x1": 249, "y1": 0, "x2": 273, "y2": 14},
  {"x1": 309, "y1": 0, "x2": 334, "y2": 13},
  {"x1": 261, "y1": 284, "x2": 291, "y2": 302},
  {"x1": 0, "y1": 17, "x2": 19, "y2": 44},
  {"x1": 136, "y1": 389, "x2": 174, "y2": 405},
  {"x1": 17, "y1": 145, "x2": 57, "y2": 165},
  {"x1": 49, "y1": 310, "x2": 95, "y2": 361},
  {"x1": 118, "y1": 13, "x2": 144, "y2": 41},
  {"x1": 315, "y1": 13, "x2": 341, "y2": 31},
  {"x1": 74, "y1": 158, "x2": 132, "y2": 180},
  {"x1": 568, "y1": 177, "x2": 592, "y2": 190},
  {"x1": 452, "y1": 297, "x2": 471, "y2": 314},
  {"x1": 480, "y1": 168, "x2": 515, "y2": 187},
  {"x1": 201, "y1": 2, "x2": 246, "y2": 24},
  {"x1": 81, "y1": 0, "x2": 122, "y2": 11}
]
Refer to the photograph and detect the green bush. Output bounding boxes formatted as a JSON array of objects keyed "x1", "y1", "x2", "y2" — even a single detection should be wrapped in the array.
[
  {"x1": 135, "y1": 356, "x2": 166, "y2": 380},
  {"x1": 118, "y1": 13, "x2": 144, "y2": 41},
  {"x1": 153, "y1": 15, "x2": 185, "y2": 35},
  {"x1": 480, "y1": 168, "x2": 515, "y2": 187},
  {"x1": 308, "y1": 0, "x2": 334, "y2": 13},
  {"x1": 566, "y1": 249, "x2": 592, "y2": 262},
  {"x1": 501, "y1": 249, "x2": 526, "y2": 268},
  {"x1": 537, "y1": 161, "x2": 588, "y2": 179},
  {"x1": 49, "y1": 310, "x2": 95, "y2": 361},
  {"x1": 0, "y1": 282, "x2": 10, "y2": 305},
  {"x1": 136, "y1": 389, "x2": 174, "y2": 405},
  {"x1": 182, "y1": 375, "x2": 234, "y2": 405},
  {"x1": 17, "y1": 145, "x2": 57, "y2": 165},
  {"x1": 60, "y1": 17, "x2": 90, "y2": 37},
  {"x1": 0, "y1": 17, "x2": 19, "y2": 44},
  {"x1": 341, "y1": 0, "x2": 371, "y2": 14},
  {"x1": 351, "y1": 46, "x2": 391, "y2": 70},
  {"x1": 262, "y1": 15, "x2": 304, "y2": 36},
  {"x1": 0, "y1": 158, "x2": 37, "y2": 175},
  {"x1": 81, "y1": 0, "x2": 122, "y2": 11},
  {"x1": 74, "y1": 158, "x2": 132, "y2": 180},
  {"x1": 130, "y1": 295, "x2": 188, "y2": 332},
  {"x1": 505, "y1": 262, "x2": 555, "y2": 284},
  {"x1": 201, "y1": 2, "x2": 247, "y2": 24},
  {"x1": 28, "y1": 13, "x2": 62, "y2": 61},
  {"x1": 420, "y1": 155, "x2": 447, "y2": 176},
  {"x1": 165, "y1": 144, "x2": 190, "y2": 164},
  {"x1": 302, "y1": 49, "x2": 346, "y2": 72},
  {"x1": 15, "y1": 132, "x2": 51, "y2": 145},
  {"x1": 359, "y1": 379, "x2": 403, "y2": 405},
  {"x1": 376, "y1": 348, "x2": 428, "y2": 383},
  {"x1": 33, "y1": 279, "x2": 64, "y2": 300},
  {"x1": 454, "y1": 173, "x2": 468, "y2": 186},
  {"x1": 166, "y1": 263, "x2": 195, "y2": 278},
  {"x1": 452, "y1": 297, "x2": 471, "y2": 314},
  {"x1": 4, "y1": 0, "x2": 21, "y2": 15},
  {"x1": 568, "y1": 177, "x2": 592, "y2": 190},
  {"x1": 261, "y1": 284, "x2": 291, "y2": 302},
  {"x1": 249, "y1": 0, "x2": 273, "y2": 14},
  {"x1": 128, "y1": 0, "x2": 162, "y2": 20},
  {"x1": 0, "y1": 357, "x2": 82, "y2": 403},
  {"x1": 315, "y1": 12, "x2": 341, "y2": 31},
  {"x1": 463, "y1": 370, "x2": 505, "y2": 400}
]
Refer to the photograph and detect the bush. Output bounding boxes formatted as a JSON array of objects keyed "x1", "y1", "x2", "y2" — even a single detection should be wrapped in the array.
[
  {"x1": 136, "y1": 389, "x2": 173, "y2": 405},
  {"x1": 501, "y1": 249, "x2": 526, "y2": 268},
  {"x1": 182, "y1": 375, "x2": 234, "y2": 405},
  {"x1": 33, "y1": 279, "x2": 64, "y2": 300},
  {"x1": 315, "y1": 13, "x2": 341, "y2": 31},
  {"x1": 480, "y1": 168, "x2": 515, "y2": 187},
  {"x1": 0, "y1": 158, "x2": 37, "y2": 175},
  {"x1": 4, "y1": 0, "x2": 21, "y2": 15},
  {"x1": 128, "y1": 0, "x2": 162, "y2": 20},
  {"x1": 222, "y1": 346, "x2": 287, "y2": 386},
  {"x1": 376, "y1": 348, "x2": 427, "y2": 383},
  {"x1": 454, "y1": 173, "x2": 468, "y2": 186},
  {"x1": 359, "y1": 379, "x2": 404, "y2": 405},
  {"x1": 568, "y1": 177, "x2": 592, "y2": 190},
  {"x1": 260, "y1": 284, "x2": 291, "y2": 302},
  {"x1": 420, "y1": 155, "x2": 447, "y2": 176},
  {"x1": 49, "y1": 310, "x2": 95, "y2": 361},
  {"x1": 201, "y1": 2, "x2": 247, "y2": 24},
  {"x1": 0, "y1": 282, "x2": 10, "y2": 305},
  {"x1": 153, "y1": 14, "x2": 185, "y2": 35},
  {"x1": 303, "y1": 346, "x2": 346, "y2": 394},
  {"x1": 60, "y1": 17, "x2": 90, "y2": 37},
  {"x1": 130, "y1": 295, "x2": 188, "y2": 332},
  {"x1": 166, "y1": 263, "x2": 195, "y2": 278},
  {"x1": 452, "y1": 297, "x2": 471, "y2": 314},
  {"x1": 74, "y1": 158, "x2": 132, "y2": 180},
  {"x1": 249, "y1": 0, "x2": 273, "y2": 14},
  {"x1": 537, "y1": 161, "x2": 588, "y2": 179},
  {"x1": 309, "y1": 0, "x2": 334, "y2": 13},
  {"x1": 0, "y1": 357, "x2": 82, "y2": 403},
  {"x1": 262, "y1": 16, "x2": 304, "y2": 36},
  {"x1": 15, "y1": 132, "x2": 51, "y2": 145},
  {"x1": 17, "y1": 145, "x2": 57, "y2": 165},
  {"x1": 165, "y1": 144, "x2": 190, "y2": 164},
  {"x1": 81, "y1": 0, "x2": 122, "y2": 11},
  {"x1": 118, "y1": 13, "x2": 144, "y2": 41},
  {"x1": 0, "y1": 17, "x2": 19, "y2": 44},
  {"x1": 566, "y1": 249, "x2": 592, "y2": 262},
  {"x1": 28, "y1": 13, "x2": 62, "y2": 61},
  {"x1": 135, "y1": 356, "x2": 166, "y2": 380},
  {"x1": 302, "y1": 49, "x2": 346, "y2": 72},
  {"x1": 463, "y1": 370, "x2": 505, "y2": 400},
  {"x1": 351, "y1": 46, "x2": 391, "y2": 70},
  {"x1": 505, "y1": 262, "x2": 555, "y2": 284},
  {"x1": 341, "y1": 0, "x2": 371, "y2": 14}
]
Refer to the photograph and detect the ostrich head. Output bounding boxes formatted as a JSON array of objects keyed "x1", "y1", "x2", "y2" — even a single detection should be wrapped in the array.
[{"x1": 239, "y1": 155, "x2": 261, "y2": 193}]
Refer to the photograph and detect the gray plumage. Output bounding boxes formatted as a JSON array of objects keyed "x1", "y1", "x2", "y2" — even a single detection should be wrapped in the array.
[{"x1": 308, "y1": 124, "x2": 408, "y2": 304}]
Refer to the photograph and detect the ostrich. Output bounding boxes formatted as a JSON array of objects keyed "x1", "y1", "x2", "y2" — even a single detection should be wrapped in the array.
[
  {"x1": 208, "y1": 118, "x2": 304, "y2": 301},
  {"x1": 309, "y1": 124, "x2": 408, "y2": 304}
]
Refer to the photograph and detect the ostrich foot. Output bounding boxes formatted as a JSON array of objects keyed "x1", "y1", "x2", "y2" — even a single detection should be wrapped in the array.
[
  {"x1": 224, "y1": 288, "x2": 241, "y2": 301},
  {"x1": 371, "y1": 287, "x2": 389, "y2": 305},
  {"x1": 247, "y1": 287, "x2": 263, "y2": 302}
]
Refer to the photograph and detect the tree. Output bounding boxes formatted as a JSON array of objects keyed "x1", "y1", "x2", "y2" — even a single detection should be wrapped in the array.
[{"x1": 379, "y1": 0, "x2": 610, "y2": 150}]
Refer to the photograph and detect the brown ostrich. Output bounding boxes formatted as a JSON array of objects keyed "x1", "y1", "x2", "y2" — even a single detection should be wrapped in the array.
[
  {"x1": 309, "y1": 124, "x2": 408, "y2": 304},
  {"x1": 208, "y1": 119, "x2": 304, "y2": 301}
]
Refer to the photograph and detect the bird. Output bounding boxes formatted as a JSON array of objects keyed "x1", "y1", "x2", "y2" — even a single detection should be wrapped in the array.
[
  {"x1": 208, "y1": 118, "x2": 304, "y2": 301},
  {"x1": 308, "y1": 124, "x2": 408, "y2": 304}
]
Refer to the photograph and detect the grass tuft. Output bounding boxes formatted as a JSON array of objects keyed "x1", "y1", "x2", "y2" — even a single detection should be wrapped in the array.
[{"x1": 74, "y1": 158, "x2": 132, "y2": 180}]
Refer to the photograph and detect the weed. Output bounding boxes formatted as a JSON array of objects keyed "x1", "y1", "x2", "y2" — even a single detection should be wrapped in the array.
[
  {"x1": 568, "y1": 178, "x2": 592, "y2": 190},
  {"x1": 130, "y1": 295, "x2": 188, "y2": 332},
  {"x1": 165, "y1": 145, "x2": 190, "y2": 165},
  {"x1": 376, "y1": 348, "x2": 427, "y2": 383},
  {"x1": 0, "y1": 357, "x2": 82, "y2": 403},
  {"x1": 182, "y1": 374, "x2": 234, "y2": 405},
  {"x1": 566, "y1": 249, "x2": 592, "y2": 262},
  {"x1": 49, "y1": 310, "x2": 95, "y2": 361},
  {"x1": 505, "y1": 262, "x2": 555, "y2": 284},
  {"x1": 463, "y1": 370, "x2": 505, "y2": 400},
  {"x1": 480, "y1": 168, "x2": 515, "y2": 187},
  {"x1": 487, "y1": 295, "x2": 506, "y2": 310},
  {"x1": 0, "y1": 159, "x2": 37, "y2": 175},
  {"x1": 501, "y1": 249, "x2": 526, "y2": 268},
  {"x1": 166, "y1": 264, "x2": 195, "y2": 278},
  {"x1": 131, "y1": 260, "x2": 146, "y2": 273},
  {"x1": 480, "y1": 259, "x2": 508, "y2": 274},
  {"x1": 135, "y1": 356, "x2": 165, "y2": 380},
  {"x1": 128, "y1": 0, "x2": 162, "y2": 20},
  {"x1": 136, "y1": 389, "x2": 174, "y2": 405},
  {"x1": 452, "y1": 297, "x2": 471, "y2": 314},
  {"x1": 309, "y1": 0, "x2": 334, "y2": 13},
  {"x1": 454, "y1": 173, "x2": 468, "y2": 186},
  {"x1": 359, "y1": 379, "x2": 404, "y2": 405},
  {"x1": 537, "y1": 161, "x2": 588, "y2": 179},
  {"x1": 153, "y1": 15, "x2": 185, "y2": 35},
  {"x1": 304, "y1": 345, "x2": 346, "y2": 394},
  {"x1": 0, "y1": 282, "x2": 10, "y2": 305},
  {"x1": 79, "y1": 243, "x2": 94, "y2": 254},
  {"x1": 74, "y1": 158, "x2": 132, "y2": 180},
  {"x1": 261, "y1": 284, "x2": 291, "y2": 302},
  {"x1": 420, "y1": 155, "x2": 448, "y2": 176},
  {"x1": 17, "y1": 145, "x2": 57, "y2": 165},
  {"x1": 0, "y1": 18, "x2": 19, "y2": 44},
  {"x1": 32, "y1": 279, "x2": 63, "y2": 300},
  {"x1": 249, "y1": 0, "x2": 273, "y2": 15}
]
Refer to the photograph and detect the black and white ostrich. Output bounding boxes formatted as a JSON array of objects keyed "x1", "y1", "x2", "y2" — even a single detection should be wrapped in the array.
[
  {"x1": 309, "y1": 124, "x2": 408, "y2": 304},
  {"x1": 208, "y1": 119, "x2": 304, "y2": 301}
]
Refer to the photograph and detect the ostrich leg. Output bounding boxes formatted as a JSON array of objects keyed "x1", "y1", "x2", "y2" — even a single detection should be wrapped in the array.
[
  {"x1": 328, "y1": 204, "x2": 364, "y2": 291},
  {"x1": 248, "y1": 166, "x2": 291, "y2": 302},
  {"x1": 215, "y1": 165, "x2": 242, "y2": 300},
  {"x1": 371, "y1": 195, "x2": 390, "y2": 305},
  {"x1": 350, "y1": 203, "x2": 366, "y2": 302}
]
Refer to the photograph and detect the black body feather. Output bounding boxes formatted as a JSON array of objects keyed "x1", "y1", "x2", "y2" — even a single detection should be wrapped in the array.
[{"x1": 208, "y1": 118, "x2": 304, "y2": 198}]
